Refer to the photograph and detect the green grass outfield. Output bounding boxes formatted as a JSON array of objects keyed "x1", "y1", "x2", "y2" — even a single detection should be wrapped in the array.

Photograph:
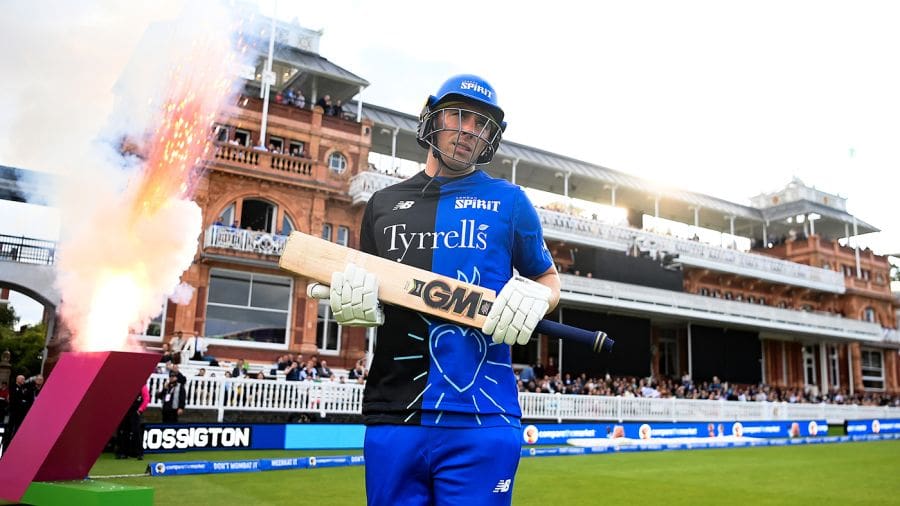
[{"x1": 87, "y1": 440, "x2": 900, "y2": 505}]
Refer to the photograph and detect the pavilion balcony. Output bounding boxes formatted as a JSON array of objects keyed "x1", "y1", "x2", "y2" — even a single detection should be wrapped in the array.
[
  {"x1": 559, "y1": 274, "x2": 882, "y2": 343},
  {"x1": 537, "y1": 208, "x2": 846, "y2": 294},
  {"x1": 348, "y1": 171, "x2": 847, "y2": 293}
]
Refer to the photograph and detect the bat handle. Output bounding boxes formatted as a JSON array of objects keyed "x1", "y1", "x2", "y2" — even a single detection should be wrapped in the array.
[{"x1": 534, "y1": 319, "x2": 614, "y2": 353}]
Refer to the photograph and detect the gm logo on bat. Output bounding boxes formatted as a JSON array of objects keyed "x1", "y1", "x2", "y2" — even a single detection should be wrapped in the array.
[{"x1": 406, "y1": 278, "x2": 493, "y2": 319}]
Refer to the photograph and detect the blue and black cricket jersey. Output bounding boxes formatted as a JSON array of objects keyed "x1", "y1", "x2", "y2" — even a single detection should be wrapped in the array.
[{"x1": 360, "y1": 170, "x2": 553, "y2": 428}]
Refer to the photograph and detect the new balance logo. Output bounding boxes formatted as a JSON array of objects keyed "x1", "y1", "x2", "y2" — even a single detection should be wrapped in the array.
[
  {"x1": 492, "y1": 479, "x2": 511, "y2": 493},
  {"x1": 393, "y1": 201, "x2": 415, "y2": 210}
]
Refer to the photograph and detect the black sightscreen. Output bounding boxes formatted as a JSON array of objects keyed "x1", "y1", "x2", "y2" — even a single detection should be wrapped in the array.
[
  {"x1": 690, "y1": 325, "x2": 761, "y2": 384},
  {"x1": 559, "y1": 308, "x2": 650, "y2": 378}
]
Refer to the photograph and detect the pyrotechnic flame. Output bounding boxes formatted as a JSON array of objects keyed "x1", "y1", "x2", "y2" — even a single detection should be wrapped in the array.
[{"x1": 57, "y1": 4, "x2": 245, "y2": 352}]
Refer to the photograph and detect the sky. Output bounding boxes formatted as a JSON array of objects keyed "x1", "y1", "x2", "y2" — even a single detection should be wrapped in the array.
[{"x1": 1, "y1": 0, "x2": 899, "y2": 324}]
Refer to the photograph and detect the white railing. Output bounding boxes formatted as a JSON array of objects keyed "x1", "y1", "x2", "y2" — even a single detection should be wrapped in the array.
[
  {"x1": 146, "y1": 375, "x2": 897, "y2": 423},
  {"x1": 147, "y1": 374, "x2": 365, "y2": 422},
  {"x1": 203, "y1": 225, "x2": 288, "y2": 256},
  {"x1": 560, "y1": 275, "x2": 884, "y2": 342},
  {"x1": 536, "y1": 208, "x2": 847, "y2": 293},
  {"x1": 348, "y1": 171, "x2": 400, "y2": 205},
  {"x1": 884, "y1": 328, "x2": 900, "y2": 344}
]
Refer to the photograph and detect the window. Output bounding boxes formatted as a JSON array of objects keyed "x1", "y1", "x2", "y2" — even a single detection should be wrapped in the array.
[
  {"x1": 205, "y1": 269, "x2": 292, "y2": 346},
  {"x1": 863, "y1": 307, "x2": 877, "y2": 323},
  {"x1": 218, "y1": 203, "x2": 235, "y2": 227},
  {"x1": 289, "y1": 141, "x2": 305, "y2": 158},
  {"x1": 133, "y1": 304, "x2": 166, "y2": 340},
  {"x1": 860, "y1": 349, "x2": 884, "y2": 390},
  {"x1": 214, "y1": 124, "x2": 229, "y2": 143},
  {"x1": 827, "y1": 345, "x2": 840, "y2": 390},
  {"x1": 316, "y1": 301, "x2": 341, "y2": 353},
  {"x1": 322, "y1": 223, "x2": 332, "y2": 241},
  {"x1": 337, "y1": 226, "x2": 350, "y2": 246},
  {"x1": 145, "y1": 309, "x2": 165, "y2": 338},
  {"x1": 328, "y1": 152, "x2": 347, "y2": 173},
  {"x1": 280, "y1": 214, "x2": 294, "y2": 236},
  {"x1": 240, "y1": 199, "x2": 276, "y2": 233},
  {"x1": 233, "y1": 129, "x2": 250, "y2": 146},
  {"x1": 268, "y1": 136, "x2": 284, "y2": 153},
  {"x1": 802, "y1": 345, "x2": 816, "y2": 387}
]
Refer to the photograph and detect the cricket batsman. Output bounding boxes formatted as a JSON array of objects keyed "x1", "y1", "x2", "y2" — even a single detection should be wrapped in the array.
[{"x1": 311, "y1": 74, "x2": 561, "y2": 505}]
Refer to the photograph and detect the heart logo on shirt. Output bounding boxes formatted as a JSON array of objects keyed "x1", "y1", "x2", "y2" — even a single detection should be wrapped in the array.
[{"x1": 429, "y1": 323, "x2": 487, "y2": 393}]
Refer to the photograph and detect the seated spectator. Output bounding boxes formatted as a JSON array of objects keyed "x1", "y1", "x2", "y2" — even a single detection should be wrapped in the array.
[
  {"x1": 284, "y1": 357, "x2": 302, "y2": 381},
  {"x1": 519, "y1": 363, "x2": 535, "y2": 383},
  {"x1": 159, "y1": 342, "x2": 177, "y2": 364},
  {"x1": 315, "y1": 94, "x2": 333, "y2": 114},
  {"x1": 332, "y1": 99, "x2": 345, "y2": 118},
  {"x1": 188, "y1": 334, "x2": 218, "y2": 365},
  {"x1": 168, "y1": 331, "x2": 187, "y2": 364},
  {"x1": 348, "y1": 359, "x2": 367, "y2": 383},
  {"x1": 318, "y1": 359, "x2": 333, "y2": 379},
  {"x1": 293, "y1": 90, "x2": 306, "y2": 109},
  {"x1": 299, "y1": 361, "x2": 318, "y2": 381},
  {"x1": 232, "y1": 358, "x2": 249, "y2": 378}
]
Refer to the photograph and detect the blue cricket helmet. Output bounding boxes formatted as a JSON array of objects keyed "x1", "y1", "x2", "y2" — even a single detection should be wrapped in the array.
[{"x1": 417, "y1": 74, "x2": 507, "y2": 165}]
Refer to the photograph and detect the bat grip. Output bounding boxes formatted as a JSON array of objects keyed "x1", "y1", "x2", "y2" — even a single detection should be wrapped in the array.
[{"x1": 534, "y1": 319, "x2": 614, "y2": 353}]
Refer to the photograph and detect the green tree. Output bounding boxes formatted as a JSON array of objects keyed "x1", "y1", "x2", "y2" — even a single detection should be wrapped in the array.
[
  {"x1": 0, "y1": 304, "x2": 44, "y2": 377},
  {"x1": 0, "y1": 304, "x2": 18, "y2": 329}
]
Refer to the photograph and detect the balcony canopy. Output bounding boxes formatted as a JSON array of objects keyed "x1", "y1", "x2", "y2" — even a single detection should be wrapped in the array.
[{"x1": 244, "y1": 37, "x2": 369, "y2": 105}]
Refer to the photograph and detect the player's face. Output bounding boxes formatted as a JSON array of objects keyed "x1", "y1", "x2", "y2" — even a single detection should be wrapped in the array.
[{"x1": 432, "y1": 103, "x2": 499, "y2": 171}]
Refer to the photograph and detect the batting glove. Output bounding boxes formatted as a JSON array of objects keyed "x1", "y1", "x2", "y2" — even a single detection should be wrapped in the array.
[
  {"x1": 307, "y1": 264, "x2": 384, "y2": 327},
  {"x1": 482, "y1": 275, "x2": 551, "y2": 345}
]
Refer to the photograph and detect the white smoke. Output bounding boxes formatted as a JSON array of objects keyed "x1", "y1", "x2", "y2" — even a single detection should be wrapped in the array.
[
  {"x1": 169, "y1": 282, "x2": 197, "y2": 306},
  {"x1": 0, "y1": 0, "x2": 256, "y2": 350}
]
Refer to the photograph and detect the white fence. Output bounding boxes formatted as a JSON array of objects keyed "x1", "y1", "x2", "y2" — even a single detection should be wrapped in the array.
[{"x1": 147, "y1": 375, "x2": 896, "y2": 424}]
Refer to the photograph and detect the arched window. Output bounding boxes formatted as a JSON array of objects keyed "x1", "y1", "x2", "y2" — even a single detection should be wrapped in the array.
[
  {"x1": 280, "y1": 214, "x2": 295, "y2": 236},
  {"x1": 218, "y1": 203, "x2": 235, "y2": 227},
  {"x1": 328, "y1": 152, "x2": 347, "y2": 173},
  {"x1": 240, "y1": 199, "x2": 277, "y2": 232},
  {"x1": 337, "y1": 226, "x2": 350, "y2": 246}
]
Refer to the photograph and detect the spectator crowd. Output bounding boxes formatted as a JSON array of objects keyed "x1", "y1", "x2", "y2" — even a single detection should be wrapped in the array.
[{"x1": 515, "y1": 366, "x2": 900, "y2": 407}]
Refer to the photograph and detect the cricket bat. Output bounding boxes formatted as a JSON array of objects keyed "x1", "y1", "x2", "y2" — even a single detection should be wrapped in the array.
[{"x1": 279, "y1": 231, "x2": 613, "y2": 353}]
